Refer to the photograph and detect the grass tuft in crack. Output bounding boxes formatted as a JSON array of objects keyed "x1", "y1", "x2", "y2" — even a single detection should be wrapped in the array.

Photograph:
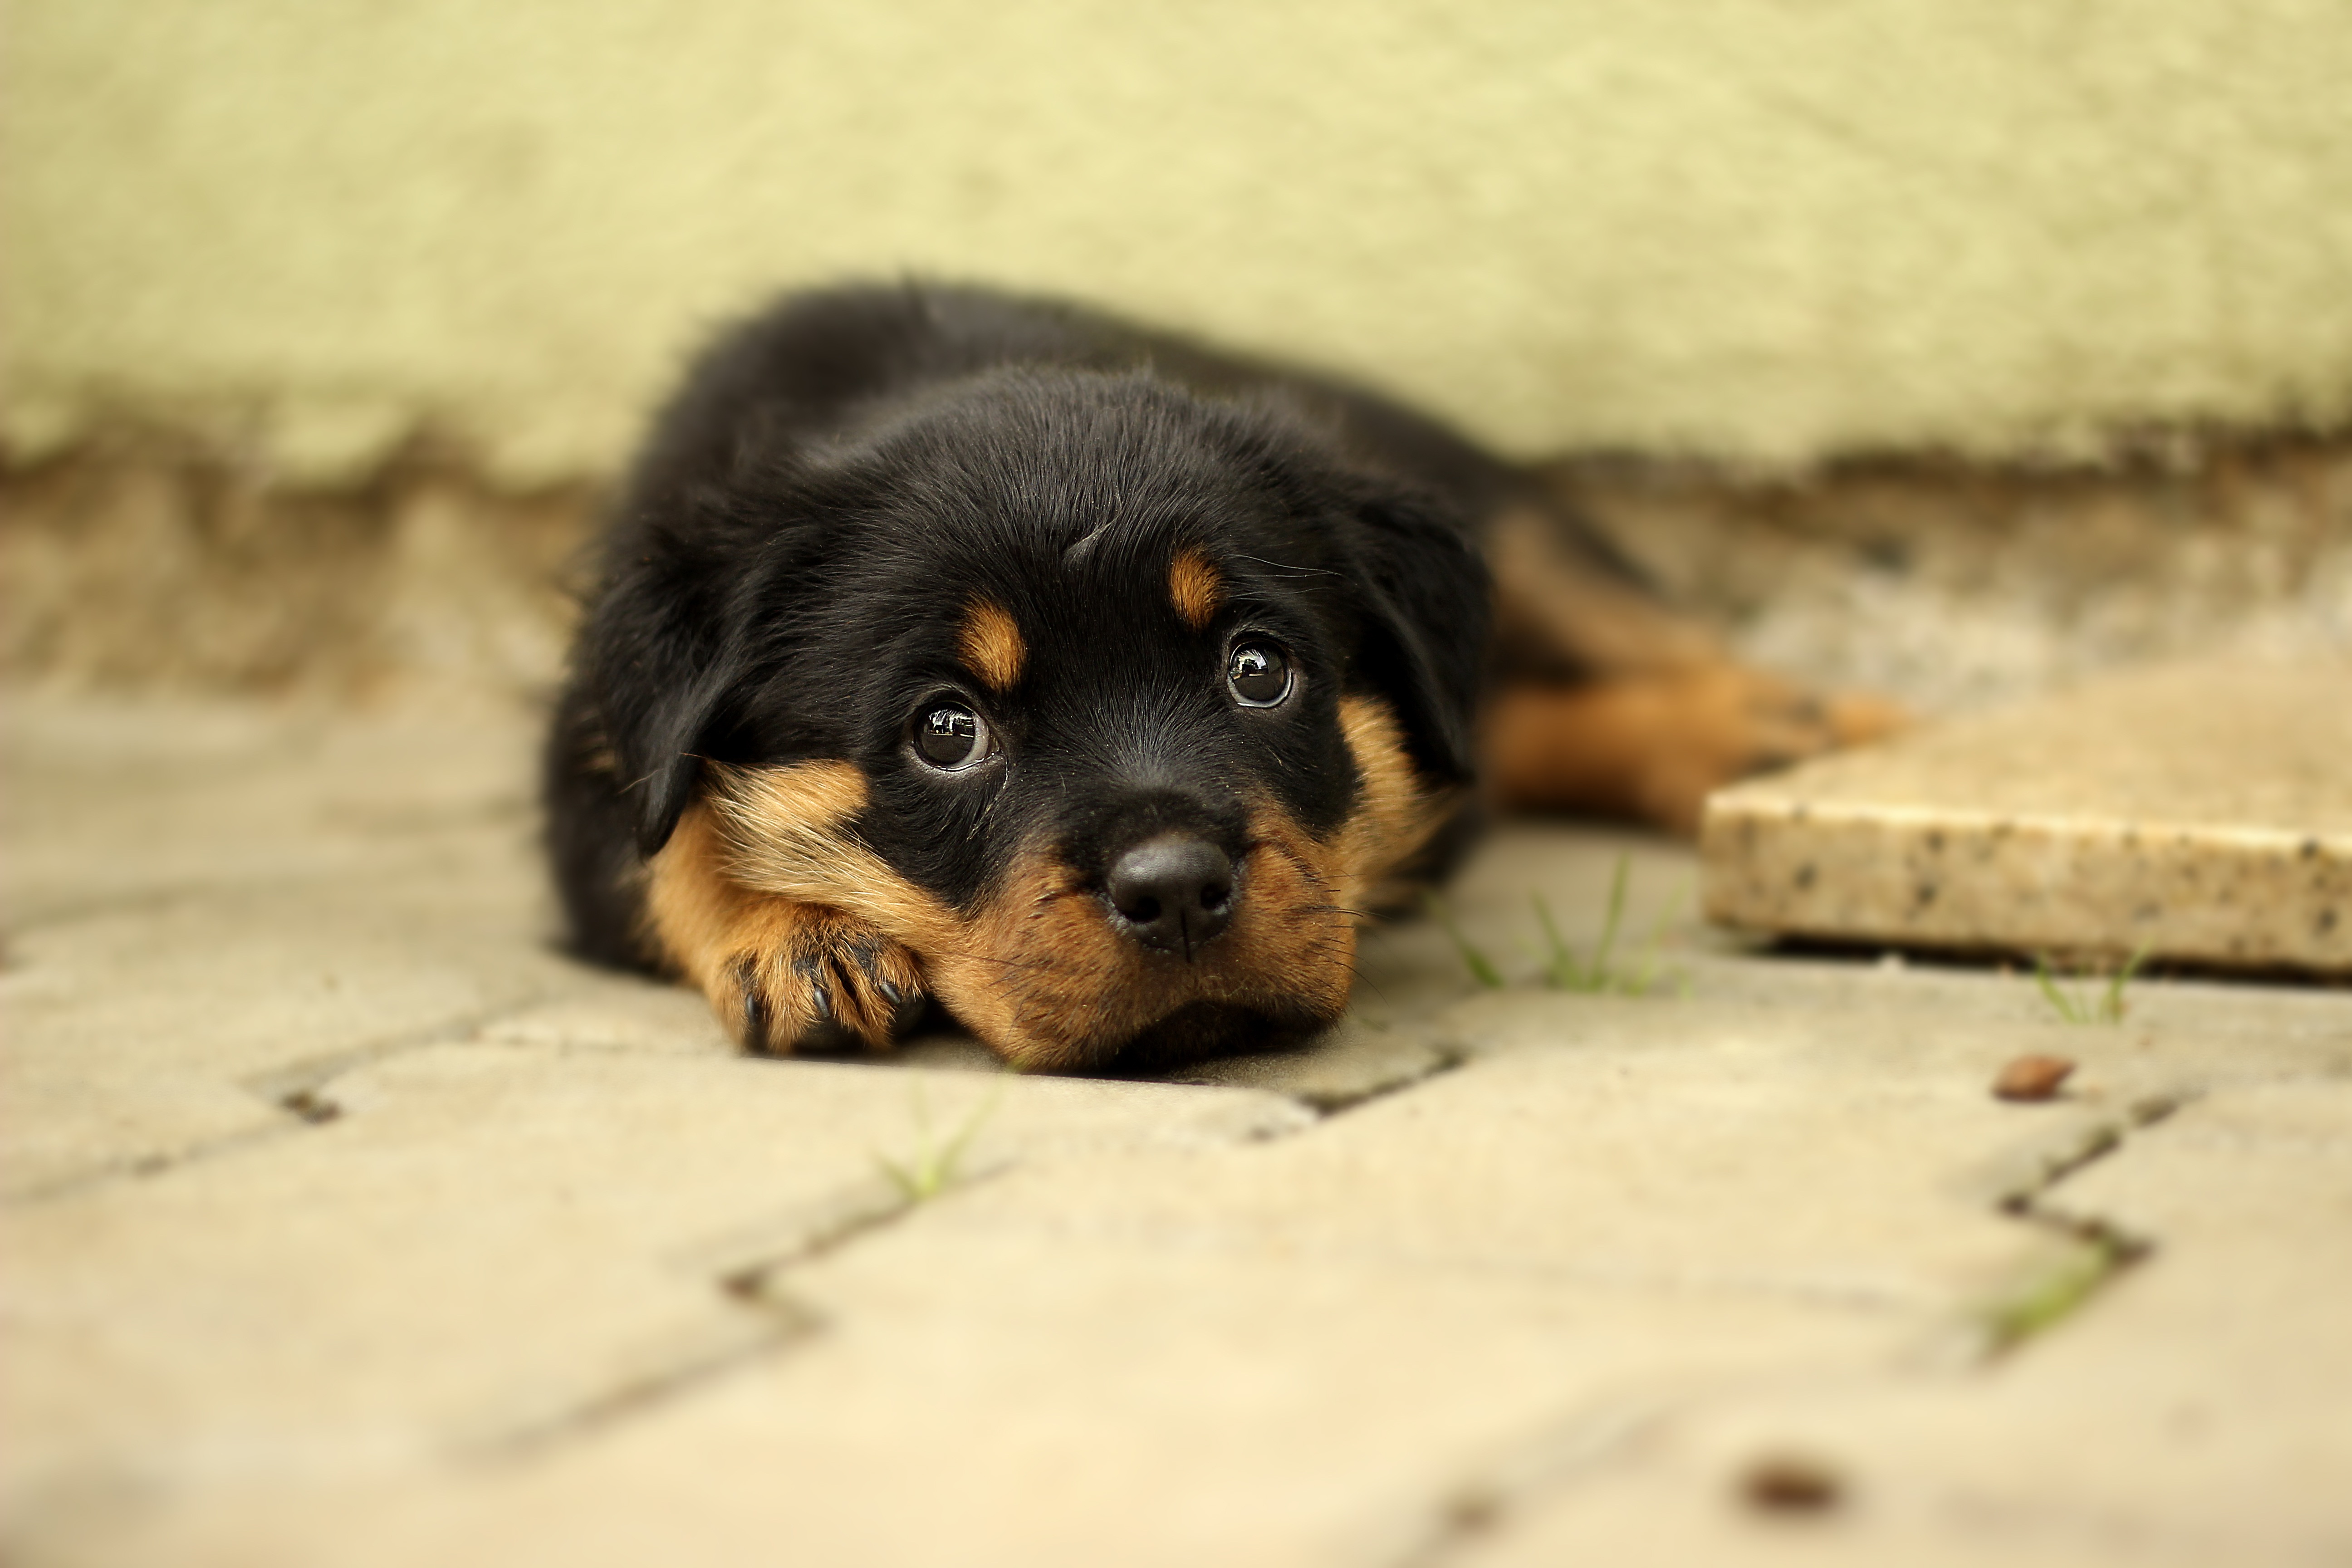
[
  {"x1": 1429, "y1": 855, "x2": 1685, "y2": 996},
  {"x1": 1425, "y1": 891, "x2": 1507, "y2": 989},
  {"x1": 2034, "y1": 943, "x2": 2151, "y2": 1025},
  {"x1": 1535, "y1": 855, "x2": 1685, "y2": 996},
  {"x1": 1976, "y1": 1228, "x2": 2146, "y2": 1354},
  {"x1": 875, "y1": 1073, "x2": 1006, "y2": 1202}
]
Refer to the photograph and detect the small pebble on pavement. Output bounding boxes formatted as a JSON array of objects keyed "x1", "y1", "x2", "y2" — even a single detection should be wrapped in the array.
[
  {"x1": 1993, "y1": 1053, "x2": 2077, "y2": 1102},
  {"x1": 1739, "y1": 1451, "x2": 1847, "y2": 1514}
]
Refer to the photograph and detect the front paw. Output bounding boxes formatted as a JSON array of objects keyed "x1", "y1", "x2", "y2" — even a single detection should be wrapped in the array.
[{"x1": 719, "y1": 906, "x2": 926, "y2": 1055}]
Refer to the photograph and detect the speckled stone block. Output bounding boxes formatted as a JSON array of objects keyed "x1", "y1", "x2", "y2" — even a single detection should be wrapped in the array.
[{"x1": 1701, "y1": 657, "x2": 2352, "y2": 972}]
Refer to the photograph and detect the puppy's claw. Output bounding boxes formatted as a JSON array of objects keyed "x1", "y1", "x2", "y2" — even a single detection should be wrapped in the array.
[
  {"x1": 798, "y1": 957, "x2": 835, "y2": 1023},
  {"x1": 859, "y1": 953, "x2": 918, "y2": 1027},
  {"x1": 738, "y1": 957, "x2": 779, "y2": 1056}
]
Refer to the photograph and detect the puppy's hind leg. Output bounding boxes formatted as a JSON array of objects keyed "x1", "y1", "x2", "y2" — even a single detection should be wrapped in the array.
[
  {"x1": 647, "y1": 805, "x2": 926, "y2": 1054},
  {"x1": 1486, "y1": 669, "x2": 1905, "y2": 834},
  {"x1": 1483, "y1": 505, "x2": 1906, "y2": 834}
]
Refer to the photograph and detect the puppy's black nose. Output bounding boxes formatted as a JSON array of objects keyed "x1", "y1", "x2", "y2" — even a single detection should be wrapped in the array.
[{"x1": 1105, "y1": 835, "x2": 1235, "y2": 956}]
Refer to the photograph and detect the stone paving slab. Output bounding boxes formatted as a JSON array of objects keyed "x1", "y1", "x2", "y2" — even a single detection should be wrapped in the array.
[
  {"x1": 0, "y1": 1044, "x2": 1305, "y2": 1545},
  {"x1": 60, "y1": 993, "x2": 2350, "y2": 1568},
  {"x1": 1700, "y1": 656, "x2": 2352, "y2": 974},
  {"x1": 472, "y1": 966, "x2": 738, "y2": 1058},
  {"x1": 1453, "y1": 1079, "x2": 2352, "y2": 1568},
  {"x1": 7, "y1": 690, "x2": 2352, "y2": 1568},
  {"x1": 1012, "y1": 1000, "x2": 2064, "y2": 1311},
  {"x1": 3, "y1": 694, "x2": 572, "y2": 1196},
  {"x1": 3, "y1": 695, "x2": 541, "y2": 925},
  {"x1": 0, "y1": 865, "x2": 594, "y2": 1199}
]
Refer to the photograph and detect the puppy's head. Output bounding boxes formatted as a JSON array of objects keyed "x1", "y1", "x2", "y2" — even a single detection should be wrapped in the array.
[{"x1": 593, "y1": 368, "x2": 1489, "y2": 1069}]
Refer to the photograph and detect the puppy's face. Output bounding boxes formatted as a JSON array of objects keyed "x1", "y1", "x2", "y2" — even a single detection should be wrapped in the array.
[{"x1": 608, "y1": 370, "x2": 1487, "y2": 1069}]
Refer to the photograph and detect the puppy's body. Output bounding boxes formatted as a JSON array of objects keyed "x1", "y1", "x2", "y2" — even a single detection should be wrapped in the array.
[{"x1": 548, "y1": 284, "x2": 1882, "y2": 1070}]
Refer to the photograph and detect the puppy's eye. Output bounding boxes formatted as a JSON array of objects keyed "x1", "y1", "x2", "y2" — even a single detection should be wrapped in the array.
[
  {"x1": 914, "y1": 703, "x2": 991, "y2": 770},
  {"x1": 1226, "y1": 642, "x2": 1293, "y2": 707}
]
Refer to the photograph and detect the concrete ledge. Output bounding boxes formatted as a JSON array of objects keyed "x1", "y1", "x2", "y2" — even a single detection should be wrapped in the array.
[{"x1": 1700, "y1": 657, "x2": 2352, "y2": 973}]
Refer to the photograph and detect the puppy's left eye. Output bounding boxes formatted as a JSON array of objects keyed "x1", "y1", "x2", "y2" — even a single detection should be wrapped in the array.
[
  {"x1": 914, "y1": 703, "x2": 992, "y2": 770},
  {"x1": 1226, "y1": 642, "x2": 1293, "y2": 707}
]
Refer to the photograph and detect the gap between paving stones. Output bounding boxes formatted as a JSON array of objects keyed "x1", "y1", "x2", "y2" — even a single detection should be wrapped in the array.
[
  {"x1": 0, "y1": 1120, "x2": 307, "y2": 1212},
  {"x1": 462, "y1": 1289, "x2": 825, "y2": 1464},
  {"x1": 637, "y1": 1028, "x2": 1455, "y2": 1352},
  {"x1": 466, "y1": 1160, "x2": 1023, "y2": 1460},
  {"x1": 1378, "y1": 1075, "x2": 2206, "y2": 1568},
  {"x1": 8, "y1": 935, "x2": 2283, "y2": 1492},
  {"x1": 1237, "y1": 1043, "x2": 1473, "y2": 1117},
  {"x1": 2, "y1": 995, "x2": 555, "y2": 1207},
  {"x1": 1972, "y1": 1090, "x2": 2192, "y2": 1359},
  {"x1": 3, "y1": 843, "x2": 525, "y2": 939},
  {"x1": 487, "y1": 1044, "x2": 1491, "y2": 1460},
  {"x1": 297, "y1": 1021, "x2": 1428, "y2": 1466},
  {"x1": 1379, "y1": 1366, "x2": 1856, "y2": 1568}
]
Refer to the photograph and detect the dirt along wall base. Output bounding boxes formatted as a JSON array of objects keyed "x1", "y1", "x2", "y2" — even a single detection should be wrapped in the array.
[{"x1": 4, "y1": 426, "x2": 2347, "y2": 718}]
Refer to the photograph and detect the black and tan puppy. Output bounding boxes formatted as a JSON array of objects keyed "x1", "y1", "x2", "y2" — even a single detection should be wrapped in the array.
[{"x1": 546, "y1": 283, "x2": 1891, "y2": 1071}]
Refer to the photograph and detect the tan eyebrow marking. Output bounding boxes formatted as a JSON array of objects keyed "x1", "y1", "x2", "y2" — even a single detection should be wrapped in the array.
[
  {"x1": 958, "y1": 598, "x2": 1027, "y2": 692},
  {"x1": 1168, "y1": 548, "x2": 1224, "y2": 631}
]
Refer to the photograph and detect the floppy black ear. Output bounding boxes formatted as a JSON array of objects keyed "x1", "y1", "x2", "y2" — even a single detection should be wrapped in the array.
[
  {"x1": 1335, "y1": 485, "x2": 1493, "y2": 785},
  {"x1": 578, "y1": 524, "x2": 759, "y2": 858}
]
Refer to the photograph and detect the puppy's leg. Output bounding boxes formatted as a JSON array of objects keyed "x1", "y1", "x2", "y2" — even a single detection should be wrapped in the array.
[
  {"x1": 647, "y1": 805, "x2": 926, "y2": 1054},
  {"x1": 1487, "y1": 670, "x2": 1904, "y2": 834},
  {"x1": 1485, "y1": 505, "x2": 1906, "y2": 833}
]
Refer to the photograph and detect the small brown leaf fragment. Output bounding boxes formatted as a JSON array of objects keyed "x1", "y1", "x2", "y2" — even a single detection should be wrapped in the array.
[
  {"x1": 1740, "y1": 1452, "x2": 1843, "y2": 1513},
  {"x1": 1994, "y1": 1054, "x2": 2076, "y2": 1102}
]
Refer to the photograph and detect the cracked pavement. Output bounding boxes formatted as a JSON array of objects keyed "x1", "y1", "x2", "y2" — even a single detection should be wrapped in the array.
[{"x1": 5, "y1": 692, "x2": 2351, "y2": 1567}]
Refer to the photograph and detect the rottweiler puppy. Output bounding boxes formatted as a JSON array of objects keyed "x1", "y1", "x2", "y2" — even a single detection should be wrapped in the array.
[{"x1": 546, "y1": 283, "x2": 1891, "y2": 1071}]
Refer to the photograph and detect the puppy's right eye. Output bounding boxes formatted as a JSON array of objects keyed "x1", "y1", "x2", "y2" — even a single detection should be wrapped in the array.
[{"x1": 914, "y1": 703, "x2": 991, "y2": 771}]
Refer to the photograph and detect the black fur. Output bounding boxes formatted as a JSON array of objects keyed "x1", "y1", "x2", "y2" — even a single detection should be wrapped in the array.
[{"x1": 547, "y1": 282, "x2": 1514, "y2": 1014}]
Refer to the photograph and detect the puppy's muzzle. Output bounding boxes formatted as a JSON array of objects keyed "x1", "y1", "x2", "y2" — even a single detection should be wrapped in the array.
[{"x1": 1104, "y1": 834, "x2": 1235, "y2": 958}]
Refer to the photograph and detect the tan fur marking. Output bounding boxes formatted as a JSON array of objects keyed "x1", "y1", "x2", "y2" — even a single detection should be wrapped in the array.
[
  {"x1": 925, "y1": 696, "x2": 1447, "y2": 1067},
  {"x1": 705, "y1": 762, "x2": 956, "y2": 942},
  {"x1": 1485, "y1": 666, "x2": 1906, "y2": 835},
  {"x1": 704, "y1": 757, "x2": 1356, "y2": 1069},
  {"x1": 1330, "y1": 693, "x2": 1460, "y2": 914},
  {"x1": 665, "y1": 710, "x2": 1460, "y2": 1070},
  {"x1": 921, "y1": 819, "x2": 1356, "y2": 1072},
  {"x1": 647, "y1": 765, "x2": 931, "y2": 1052},
  {"x1": 958, "y1": 598, "x2": 1027, "y2": 692},
  {"x1": 645, "y1": 803, "x2": 768, "y2": 999},
  {"x1": 1168, "y1": 549, "x2": 1224, "y2": 631}
]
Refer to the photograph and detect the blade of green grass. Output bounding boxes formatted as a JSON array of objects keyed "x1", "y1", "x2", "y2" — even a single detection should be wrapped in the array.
[
  {"x1": 2034, "y1": 954, "x2": 2084, "y2": 1024},
  {"x1": 2098, "y1": 943, "x2": 2152, "y2": 1023},
  {"x1": 1625, "y1": 883, "x2": 1686, "y2": 995},
  {"x1": 875, "y1": 1073, "x2": 1007, "y2": 1202},
  {"x1": 1426, "y1": 892, "x2": 1505, "y2": 989},
  {"x1": 1590, "y1": 854, "x2": 1629, "y2": 980},
  {"x1": 1531, "y1": 892, "x2": 1579, "y2": 990},
  {"x1": 1979, "y1": 1234, "x2": 2136, "y2": 1353}
]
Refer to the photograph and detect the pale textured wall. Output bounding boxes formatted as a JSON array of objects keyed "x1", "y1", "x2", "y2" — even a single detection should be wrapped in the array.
[{"x1": 10, "y1": 1, "x2": 2352, "y2": 484}]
